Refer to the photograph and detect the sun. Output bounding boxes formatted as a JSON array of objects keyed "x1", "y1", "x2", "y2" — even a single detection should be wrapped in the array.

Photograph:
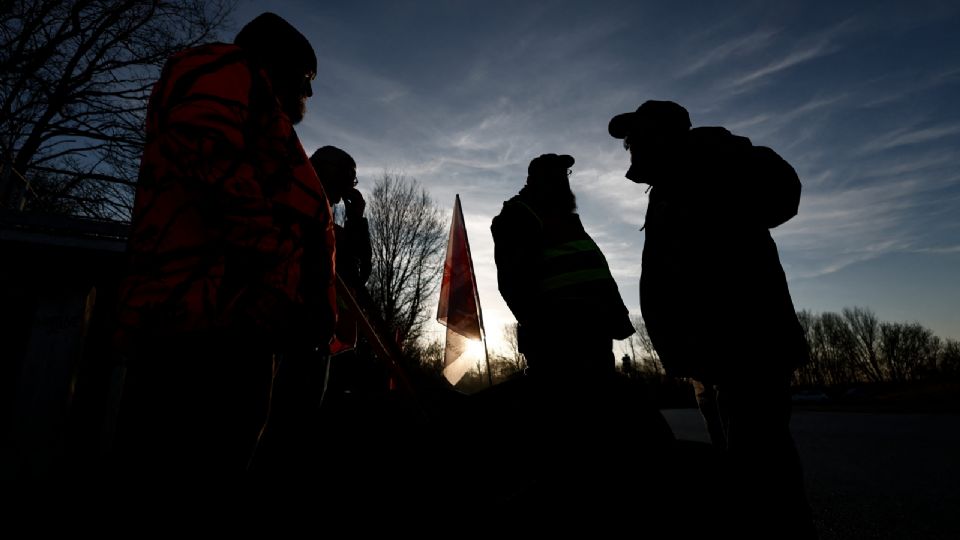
[{"x1": 464, "y1": 338, "x2": 487, "y2": 360}]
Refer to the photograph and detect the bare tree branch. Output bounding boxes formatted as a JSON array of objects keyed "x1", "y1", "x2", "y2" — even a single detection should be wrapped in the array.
[
  {"x1": 366, "y1": 172, "x2": 447, "y2": 352},
  {"x1": 1, "y1": 0, "x2": 236, "y2": 218}
]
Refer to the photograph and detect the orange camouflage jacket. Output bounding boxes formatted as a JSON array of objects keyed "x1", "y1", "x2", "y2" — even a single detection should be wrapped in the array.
[{"x1": 117, "y1": 43, "x2": 336, "y2": 353}]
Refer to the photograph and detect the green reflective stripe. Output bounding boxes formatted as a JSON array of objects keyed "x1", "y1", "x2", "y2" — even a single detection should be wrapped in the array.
[
  {"x1": 539, "y1": 268, "x2": 613, "y2": 292},
  {"x1": 542, "y1": 239, "x2": 599, "y2": 259},
  {"x1": 541, "y1": 250, "x2": 610, "y2": 281},
  {"x1": 539, "y1": 237, "x2": 613, "y2": 293}
]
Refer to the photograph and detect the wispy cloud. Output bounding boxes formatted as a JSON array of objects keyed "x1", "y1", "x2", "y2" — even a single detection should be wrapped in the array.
[
  {"x1": 858, "y1": 66, "x2": 960, "y2": 108},
  {"x1": 726, "y1": 94, "x2": 847, "y2": 140},
  {"x1": 727, "y1": 42, "x2": 834, "y2": 90},
  {"x1": 914, "y1": 245, "x2": 960, "y2": 254},
  {"x1": 851, "y1": 152, "x2": 955, "y2": 181},
  {"x1": 675, "y1": 28, "x2": 780, "y2": 78},
  {"x1": 859, "y1": 123, "x2": 960, "y2": 154},
  {"x1": 718, "y1": 18, "x2": 859, "y2": 95},
  {"x1": 779, "y1": 177, "x2": 927, "y2": 278}
]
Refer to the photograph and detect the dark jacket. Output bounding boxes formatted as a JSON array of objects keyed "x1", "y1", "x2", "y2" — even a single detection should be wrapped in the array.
[
  {"x1": 117, "y1": 43, "x2": 336, "y2": 353},
  {"x1": 491, "y1": 187, "x2": 634, "y2": 351},
  {"x1": 639, "y1": 127, "x2": 809, "y2": 381},
  {"x1": 334, "y1": 216, "x2": 372, "y2": 290}
]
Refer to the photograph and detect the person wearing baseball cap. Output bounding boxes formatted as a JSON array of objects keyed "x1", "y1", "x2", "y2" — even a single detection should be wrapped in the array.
[
  {"x1": 609, "y1": 100, "x2": 816, "y2": 538},
  {"x1": 492, "y1": 153, "x2": 636, "y2": 382},
  {"x1": 490, "y1": 154, "x2": 672, "y2": 490}
]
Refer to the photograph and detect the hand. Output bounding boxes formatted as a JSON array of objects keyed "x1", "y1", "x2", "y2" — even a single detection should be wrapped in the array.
[{"x1": 343, "y1": 187, "x2": 366, "y2": 220}]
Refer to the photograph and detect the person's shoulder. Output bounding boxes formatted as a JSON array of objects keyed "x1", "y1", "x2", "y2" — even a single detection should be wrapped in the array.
[
  {"x1": 161, "y1": 43, "x2": 254, "y2": 100},
  {"x1": 689, "y1": 126, "x2": 751, "y2": 148},
  {"x1": 494, "y1": 194, "x2": 523, "y2": 215},
  {"x1": 491, "y1": 194, "x2": 538, "y2": 230},
  {"x1": 685, "y1": 127, "x2": 757, "y2": 169},
  {"x1": 167, "y1": 42, "x2": 243, "y2": 68}
]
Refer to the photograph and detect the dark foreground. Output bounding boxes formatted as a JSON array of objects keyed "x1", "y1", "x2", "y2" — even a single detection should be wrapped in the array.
[
  {"x1": 665, "y1": 408, "x2": 960, "y2": 540},
  {"x1": 9, "y1": 374, "x2": 958, "y2": 538}
]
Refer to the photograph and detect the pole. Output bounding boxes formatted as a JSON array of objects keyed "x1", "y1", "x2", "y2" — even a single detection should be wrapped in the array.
[{"x1": 335, "y1": 276, "x2": 425, "y2": 415}]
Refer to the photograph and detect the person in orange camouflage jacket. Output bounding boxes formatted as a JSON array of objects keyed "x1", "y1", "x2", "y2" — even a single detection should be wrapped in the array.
[{"x1": 113, "y1": 13, "x2": 336, "y2": 492}]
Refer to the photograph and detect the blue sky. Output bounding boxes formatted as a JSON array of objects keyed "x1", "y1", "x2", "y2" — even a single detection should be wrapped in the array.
[{"x1": 233, "y1": 0, "x2": 960, "y2": 351}]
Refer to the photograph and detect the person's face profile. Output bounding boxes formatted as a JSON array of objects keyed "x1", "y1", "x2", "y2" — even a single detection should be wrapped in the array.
[
  {"x1": 278, "y1": 69, "x2": 314, "y2": 125},
  {"x1": 338, "y1": 167, "x2": 357, "y2": 201},
  {"x1": 624, "y1": 134, "x2": 646, "y2": 165},
  {"x1": 346, "y1": 167, "x2": 358, "y2": 188}
]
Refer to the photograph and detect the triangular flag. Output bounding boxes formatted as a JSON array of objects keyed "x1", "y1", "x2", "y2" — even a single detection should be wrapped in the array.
[{"x1": 437, "y1": 194, "x2": 488, "y2": 386}]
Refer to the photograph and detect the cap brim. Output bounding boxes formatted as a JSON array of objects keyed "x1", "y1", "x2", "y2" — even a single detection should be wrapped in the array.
[
  {"x1": 608, "y1": 112, "x2": 635, "y2": 139},
  {"x1": 558, "y1": 154, "x2": 575, "y2": 168}
]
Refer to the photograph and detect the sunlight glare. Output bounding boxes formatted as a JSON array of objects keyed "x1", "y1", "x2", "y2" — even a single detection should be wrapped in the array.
[{"x1": 465, "y1": 338, "x2": 486, "y2": 360}]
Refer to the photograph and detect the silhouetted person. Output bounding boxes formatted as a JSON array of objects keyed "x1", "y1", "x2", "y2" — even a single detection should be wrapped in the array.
[
  {"x1": 309, "y1": 145, "x2": 385, "y2": 394},
  {"x1": 310, "y1": 146, "x2": 372, "y2": 291},
  {"x1": 490, "y1": 154, "x2": 673, "y2": 514},
  {"x1": 256, "y1": 145, "x2": 380, "y2": 484},
  {"x1": 112, "y1": 12, "x2": 336, "y2": 499},
  {"x1": 492, "y1": 153, "x2": 635, "y2": 386},
  {"x1": 609, "y1": 100, "x2": 815, "y2": 538}
]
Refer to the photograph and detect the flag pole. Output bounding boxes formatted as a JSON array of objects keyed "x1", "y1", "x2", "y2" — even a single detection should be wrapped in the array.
[{"x1": 482, "y1": 327, "x2": 493, "y2": 388}]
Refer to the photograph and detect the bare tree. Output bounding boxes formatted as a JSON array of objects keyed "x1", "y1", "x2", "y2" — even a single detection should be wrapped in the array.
[
  {"x1": 812, "y1": 311, "x2": 860, "y2": 385},
  {"x1": 487, "y1": 353, "x2": 524, "y2": 382},
  {"x1": 843, "y1": 307, "x2": 885, "y2": 383},
  {"x1": 938, "y1": 339, "x2": 960, "y2": 378},
  {"x1": 795, "y1": 308, "x2": 960, "y2": 386},
  {"x1": 502, "y1": 322, "x2": 526, "y2": 374},
  {"x1": 0, "y1": 0, "x2": 235, "y2": 218},
  {"x1": 623, "y1": 314, "x2": 663, "y2": 375},
  {"x1": 366, "y1": 172, "x2": 446, "y2": 351},
  {"x1": 880, "y1": 321, "x2": 939, "y2": 382},
  {"x1": 794, "y1": 310, "x2": 823, "y2": 386}
]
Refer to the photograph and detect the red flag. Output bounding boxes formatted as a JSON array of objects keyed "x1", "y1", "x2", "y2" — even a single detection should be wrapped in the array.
[{"x1": 437, "y1": 195, "x2": 488, "y2": 385}]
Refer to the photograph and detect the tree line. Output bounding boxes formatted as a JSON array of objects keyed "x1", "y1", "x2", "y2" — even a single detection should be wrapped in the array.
[
  {"x1": 793, "y1": 307, "x2": 960, "y2": 386},
  {"x1": 617, "y1": 306, "x2": 960, "y2": 388}
]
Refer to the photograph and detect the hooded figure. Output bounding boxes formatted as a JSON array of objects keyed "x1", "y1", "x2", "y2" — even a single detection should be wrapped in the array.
[{"x1": 114, "y1": 12, "x2": 334, "y2": 494}]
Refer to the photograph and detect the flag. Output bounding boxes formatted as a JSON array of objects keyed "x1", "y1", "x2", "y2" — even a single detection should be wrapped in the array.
[{"x1": 437, "y1": 194, "x2": 490, "y2": 386}]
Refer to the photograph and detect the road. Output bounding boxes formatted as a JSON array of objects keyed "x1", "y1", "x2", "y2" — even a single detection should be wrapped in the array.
[{"x1": 661, "y1": 408, "x2": 960, "y2": 540}]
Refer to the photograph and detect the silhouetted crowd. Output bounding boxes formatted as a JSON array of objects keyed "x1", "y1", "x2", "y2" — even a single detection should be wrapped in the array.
[{"x1": 107, "y1": 12, "x2": 817, "y2": 538}]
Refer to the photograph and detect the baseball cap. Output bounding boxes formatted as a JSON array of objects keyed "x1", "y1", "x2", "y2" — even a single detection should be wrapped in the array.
[
  {"x1": 608, "y1": 100, "x2": 691, "y2": 140},
  {"x1": 528, "y1": 153, "x2": 575, "y2": 178}
]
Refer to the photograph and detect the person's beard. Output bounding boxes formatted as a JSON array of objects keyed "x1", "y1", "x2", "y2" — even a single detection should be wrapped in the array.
[
  {"x1": 553, "y1": 185, "x2": 577, "y2": 213},
  {"x1": 283, "y1": 95, "x2": 307, "y2": 125},
  {"x1": 531, "y1": 182, "x2": 577, "y2": 214}
]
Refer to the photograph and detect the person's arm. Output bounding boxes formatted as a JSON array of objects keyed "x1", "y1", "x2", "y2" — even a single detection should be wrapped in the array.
[
  {"x1": 342, "y1": 187, "x2": 373, "y2": 286},
  {"x1": 491, "y1": 200, "x2": 541, "y2": 325}
]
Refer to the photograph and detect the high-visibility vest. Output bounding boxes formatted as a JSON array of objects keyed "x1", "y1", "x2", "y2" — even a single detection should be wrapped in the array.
[{"x1": 507, "y1": 199, "x2": 619, "y2": 303}]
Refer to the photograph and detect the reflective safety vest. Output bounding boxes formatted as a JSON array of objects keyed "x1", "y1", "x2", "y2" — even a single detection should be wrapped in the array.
[{"x1": 508, "y1": 199, "x2": 620, "y2": 304}]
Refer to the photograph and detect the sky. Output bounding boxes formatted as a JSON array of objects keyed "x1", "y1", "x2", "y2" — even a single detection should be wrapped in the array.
[{"x1": 232, "y1": 0, "x2": 960, "y2": 354}]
